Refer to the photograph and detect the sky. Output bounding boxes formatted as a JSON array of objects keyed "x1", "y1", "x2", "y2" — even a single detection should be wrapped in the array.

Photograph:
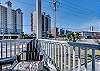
[{"x1": 0, "y1": 0, "x2": 100, "y2": 34}]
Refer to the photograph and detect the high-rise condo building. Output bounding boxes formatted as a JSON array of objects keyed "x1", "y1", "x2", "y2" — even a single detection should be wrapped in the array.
[
  {"x1": 0, "y1": 1, "x2": 23, "y2": 39},
  {"x1": 31, "y1": 11, "x2": 51, "y2": 38}
]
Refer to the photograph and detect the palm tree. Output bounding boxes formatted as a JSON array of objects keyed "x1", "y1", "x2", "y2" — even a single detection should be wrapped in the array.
[
  {"x1": 66, "y1": 32, "x2": 80, "y2": 42},
  {"x1": 75, "y1": 32, "x2": 80, "y2": 40},
  {"x1": 67, "y1": 33, "x2": 72, "y2": 41}
]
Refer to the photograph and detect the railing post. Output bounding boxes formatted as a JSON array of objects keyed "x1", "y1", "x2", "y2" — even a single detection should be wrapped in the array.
[
  {"x1": 25, "y1": 43, "x2": 27, "y2": 60},
  {"x1": 61, "y1": 44, "x2": 63, "y2": 71},
  {"x1": 44, "y1": 49, "x2": 47, "y2": 64},
  {"x1": 10, "y1": 40, "x2": 12, "y2": 57},
  {"x1": 45, "y1": 43, "x2": 49, "y2": 56},
  {"x1": 73, "y1": 47, "x2": 76, "y2": 71},
  {"x1": 30, "y1": 41, "x2": 32, "y2": 60},
  {"x1": 31, "y1": 40, "x2": 34, "y2": 60},
  {"x1": 58, "y1": 44, "x2": 60, "y2": 68},
  {"x1": 14, "y1": 42, "x2": 16, "y2": 55},
  {"x1": 51, "y1": 43, "x2": 53, "y2": 60},
  {"x1": 1, "y1": 42, "x2": 2, "y2": 58},
  {"x1": 0, "y1": 65, "x2": 2, "y2": 71},
  {"x1": 48, "y1": 43, "x2": 50, "y2": 62},
  {"x1": 18, "y1": 43, "x2": 20, "y2": 55},
  {"x1": 22, "y1": 43, "x2": 23, "y2": 60},
  {"x1": 44, "y1": 42, "x2": 48, "y2": 62},
  {"x1": 26, "y1": 42, "x2": 29, "y2": 61},
  {"x1": 42, "y1": 41, "x2": 47, "y2": 51},
  {"x1": 68, "y1": 46, "x2": 71, "y2": 71},
  {"x1": 78, "y1": 47, "x2": 81, "y2": 71},
  {"x1": 46, "y1": 42, "x2": 48, "y2": 55},
  {"x1": 64, "y1": 45, "x2": 66, "y2": 71},
  {"x1": 52, "y1": 43, "x2": 54, "y2": 64},
  {"x1": 49, "y1": 43, "x2": 51, "y2": 58},
  {"x1": 6, "y1": 42, "x2": 7, "y2": 58},
  {"x1": 85, "y1": 48, "x2": 87, "y2": 71},
  {"x1": 92, "y1": 49, "x2": 95, "y2": 71},
  {"x1": 55, "y1": 43, "x2": 57, "y2": 65}
]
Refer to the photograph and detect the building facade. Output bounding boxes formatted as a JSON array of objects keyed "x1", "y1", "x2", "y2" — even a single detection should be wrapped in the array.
[
  {"x1": 31, "y1": 11, "x2": 37, "y2": 36},
  {"x1": 81, "y1": 31, "x2": 100, "y2": 39},
  {"x1": 0, "y1": 1, "x2": 23, "y2": 35},
  {"x1": 42, "y1": 12, "x2": 51, "y2": 37},
  {"x1": 59, "y1": 29, "x2": 65, "y2": 36},
  {"x1": 51, "y1": 27, "x2": 59, "y2": 38},
  {"x1": 31, "y1": 11, "x2": 51, "y2": 38}
]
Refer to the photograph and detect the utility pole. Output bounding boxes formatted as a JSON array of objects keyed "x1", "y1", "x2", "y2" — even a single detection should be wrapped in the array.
[
  {"x1": 54, "y1": 0, "x2": 57, "y2": 39},
  {"x1": 50, "y1": 0, "x2": 60, "y2": 39},
  {"x1": 53, "y1": 0, "x2": 57, "y2": 29},
  {"x1": 36, "y1": 0, "x2": 42, "y2": 39}
]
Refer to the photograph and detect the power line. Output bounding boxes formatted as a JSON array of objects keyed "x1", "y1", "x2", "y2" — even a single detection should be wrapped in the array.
[
  {"x1": 60, "y1": 3, "x2": 96, "y2": 16},
  {"x1": 59, "y1": 5, "x2": 95, "y2": 18},
  {"x1": 5, "y1": 0, "x2": 96, "y2": 17},
  {"x1": 49, "y1": 0, "x2": 60, "y2": 28},
  {"x1": 45, "y1": 0, "x2": 96, "y2": 15},
  {"x1": 13, "y1": 0, "x2": 50, "y2": 14},
  {"x1": 12, "y1": 0, "x2": 34, "y2": 6},
  {"x1": 43, "y1": 0, "x2": 96, "y2": 19},
  {"x1": 13, "y1": 0, "x2": 50, "y2": 10},
  {"x1": 61, "y1": 0, "x2": 95, "y2": 13},
  {"x1": 43, "y1": 0, "x2": 92, "y2": 19}
]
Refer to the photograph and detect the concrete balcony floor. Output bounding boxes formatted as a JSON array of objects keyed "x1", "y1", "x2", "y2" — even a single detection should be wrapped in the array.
[
  {"x1": 74, "y1": 58, "x2": 100, "y2": 71},
  {"x1": 4, "y1": 61, "x2": 49, "y2": 71}
]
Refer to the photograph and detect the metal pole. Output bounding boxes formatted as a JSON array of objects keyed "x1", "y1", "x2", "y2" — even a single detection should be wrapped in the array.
[
  {"x1": 73, "y1": 47, "x2": 75, "y2": 71},
  {"x1": 92, "y1": 49, "x2": 95, "y2": 71},
  {"x1": 1, "y1": 42, "x2": 2, "y2": 58},
  {"x1": 6, "y1": 42, "x2": 7, "y2": 58},
  {"x1": 55, "y1": 44, "x2": 57, "y2": 64},
  {"x1": 58, "y1": 44, "x2": 60, "y2": 68},
  {"x1": 36, "y1": 0, "x2": 42, "y2": 39},
  {"x1": 52, "y1": 0, "x2": 60, "y2": 39},
  {"x1": 50, "y1": 0, "x2": 57, "y2": 38},
  {"x1": 61, "y1": 44, "x2": 63, "y2": 71},
  {"x1": 64, "y1": 45, "x2": 66, "y2": 71},
  {"x1": 78, "y1": 47, "x2": 81, "y2": 71},
  {"x1": 53, "y1": 0, "x2": 57, "y2": 39},
  {"x1": 10, "y1": 36, "x2": 12, "y2": 57},
  {"x1": 85, "y1": 48, "x2": 87, "y2": 71},
  {"x1": 68, "y1": 46, "x2": 71, "y2": 71}
]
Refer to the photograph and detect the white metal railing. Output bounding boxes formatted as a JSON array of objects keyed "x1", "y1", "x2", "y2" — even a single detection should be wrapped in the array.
[
  {"x1": 0, "y1": 39, "x2": 33, "y2": 59},
  {"x1": 38, "y1": 39, "x2": 100, "y2": 71},
  {"x1": 0, "y1": 39, "x2": 35, "y2": 71},
  {"x1": 0, "y1": 39, "x2": 99, "y2": 71},
  {"x1": 2, "y1": 39, "x2": 44, "y2": 71}
]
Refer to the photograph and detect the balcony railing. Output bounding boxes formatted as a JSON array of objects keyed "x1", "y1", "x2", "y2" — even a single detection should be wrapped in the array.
[
  {"x1": 38, "y1": 39, "x2": 100, "y2": 71},
  {"x1": 0, "y1": 39, "x2": 34, "y2": 70},
  {"x1": 0, "y1": 39, "x2": 32, "y2": 58},
  {"x1": 0, "y1": 39, "x2": 48, "y2": 71},
  {"x1": 0, "y1": 39, "x2": 100, "y2": 71}
]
